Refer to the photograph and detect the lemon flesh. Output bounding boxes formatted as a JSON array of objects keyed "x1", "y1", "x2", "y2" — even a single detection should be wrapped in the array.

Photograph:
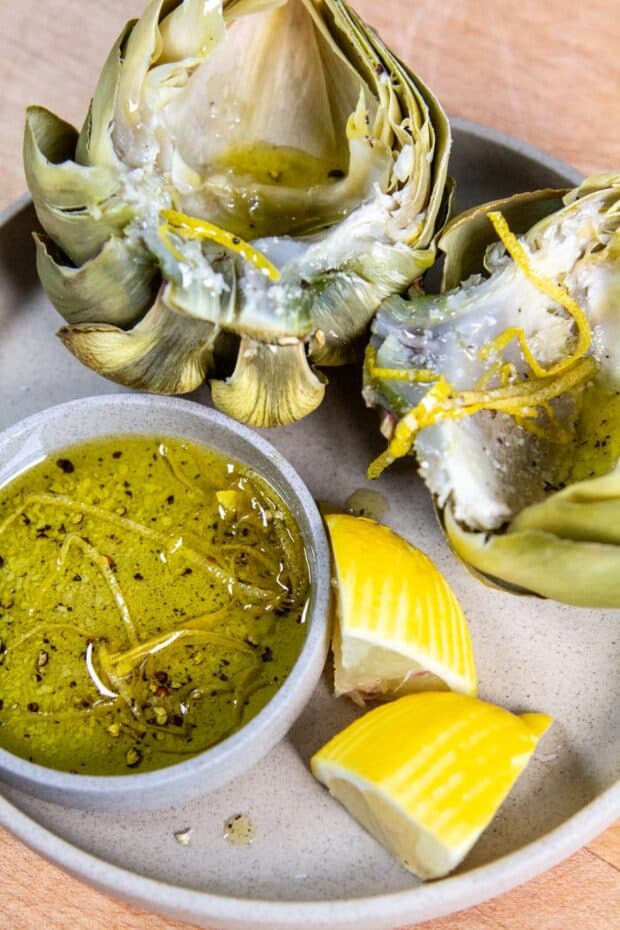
[
  {"x1": 311, "y1": 692, "x2": 552, "y2": 879},
  {"x1": 325, "y1": 514, "x2": 477, "y2": 703}
]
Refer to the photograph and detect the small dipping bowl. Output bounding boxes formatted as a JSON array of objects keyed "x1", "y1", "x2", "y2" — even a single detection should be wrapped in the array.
[{"x1": 0, "y1": 395, "x2": 331, "y2": 810}]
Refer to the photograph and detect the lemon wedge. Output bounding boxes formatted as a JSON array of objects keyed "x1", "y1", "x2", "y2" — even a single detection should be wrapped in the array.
[
  {"x1": 324, "y1": 514, "x2": 477, "y2": 703},
  {"x1": 311, "y1": 692, "x2": 552, "y2": 879}
]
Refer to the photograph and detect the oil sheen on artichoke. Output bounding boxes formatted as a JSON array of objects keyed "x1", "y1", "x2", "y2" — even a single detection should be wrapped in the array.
[{"x1": 0, "y1": 437, "x2": 309, "y2": 775}]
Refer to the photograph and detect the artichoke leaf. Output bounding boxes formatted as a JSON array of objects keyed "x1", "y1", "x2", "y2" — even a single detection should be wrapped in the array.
[
  {"x1": 223, "y1": 0, "x2": 287, "y2": 19},
  {"x1": 564, "y1": 172, "x2": 620, "y2": 204},
  {"x1": 159, "y1": 0, "x2": 225, "y2": 63},
  {"x1": 76, "y1": 22, "x2": 135, "y2": 169},
  {"x1": 35, "y1": 234, "x2": 159, "y2": 327},
  {"x1": 161, "y1": 246, "x2": 313, "y2": 340},
  {"x1": 112, "y1": 0, "x2": 226, "y2": 168},
  {"x1": 166, "y1": 2, "x2": 391, "y2": 240},
  {"x1": 510, "y1": 465, "x2": 620, "y2": 545},
  {"x1": 32, "y1": 198, "x2": 134, "y2": 267},
  {"x1": 439, "y1": 189, "x2": 568, "y2": 292},
  {"x1": 25, "y1": 107, "x2": 120, "y2": 210},
  {"x1": 58, "y1": 288, "x2": 217, "y2": 393},
  {"x1": 111, "y1": 0, "x2": 171, "y2": 167},
  {"x1": 174, "y1": 0, "x2": 374, "y2": 173},
  {"x1": 210, "y1": 336, "x2": 326, "y2": 426},
  {"x1": 353, "y1": 15, "x2": 451, "y2": 245},
  {"x1": 306, "y1": 243, "x2": 434, "y2": 366},
  {"x1": 399, "y1": 67, "x2": 452, "y2": 247},
  {"x1": 305, "y1": 270, "x2": 381, "y2": 365},
  {"x1": 443, "y1": 502, "x2": 620, "y2": 608}
]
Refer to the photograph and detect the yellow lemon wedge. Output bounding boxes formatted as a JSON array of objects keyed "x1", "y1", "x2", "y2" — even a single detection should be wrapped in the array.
[
  {"x1": 324, "y1": 514, "x2": 477, "y2": 703},
  {"x1": 311, "y1": 692, "x2": 552, "y2": 879}
]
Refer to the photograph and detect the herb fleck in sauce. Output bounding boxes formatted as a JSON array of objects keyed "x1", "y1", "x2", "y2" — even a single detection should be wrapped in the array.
[{"x1": 0, "y1": 437, "x2": 309, "y2": 775}]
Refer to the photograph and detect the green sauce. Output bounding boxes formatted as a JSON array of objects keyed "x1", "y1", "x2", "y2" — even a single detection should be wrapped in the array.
[{"x1": 0, "y1": 437, "x2": 309, "y2": 775}]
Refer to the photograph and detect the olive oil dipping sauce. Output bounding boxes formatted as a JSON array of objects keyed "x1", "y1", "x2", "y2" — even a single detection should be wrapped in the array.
[{"x1": 0, "y1": 437, "x2": 310, "y2": 775}]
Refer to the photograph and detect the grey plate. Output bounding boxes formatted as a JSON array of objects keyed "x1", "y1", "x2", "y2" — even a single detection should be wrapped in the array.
[{"x1": 0, "y1": 118, "x2": 618, "y2": 930}]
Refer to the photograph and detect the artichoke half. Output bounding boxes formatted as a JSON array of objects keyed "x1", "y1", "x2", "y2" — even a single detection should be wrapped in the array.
[
  {"x1": 364, "y1": 174, "x2": 620, "y2": 607},
  {"x1": 25, "y1": 0, "x2": 451, "y2": 426}
]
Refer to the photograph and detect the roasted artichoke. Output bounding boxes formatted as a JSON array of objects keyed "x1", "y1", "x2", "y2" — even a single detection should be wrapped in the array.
[
  {"x1": 365, "y1": 174, "x2": 620, "y2": 607},
  {"x1": 25, "y1": 0, "x2": 451, "y2": 426}
]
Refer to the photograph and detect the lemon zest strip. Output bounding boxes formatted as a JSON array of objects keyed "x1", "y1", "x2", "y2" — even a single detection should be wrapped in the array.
[
  {"x1": 369, "y1": 366, "x2": 439, "y2": 385},
  {"x1": 483, "y1": 211, "x2": 592, "y2": 377},
  {"x1": 364, "y1": 346, "x2": 440, "y2": 386},
  {"x1": 475, "y1": 360, "x2": 518, "y2": 391},
  {"x1": 160, "y1": 209, "x2": 281, "y2": 282},
  {"x1": 368, "y1": 355, "x2": 596, "y2": 479}
]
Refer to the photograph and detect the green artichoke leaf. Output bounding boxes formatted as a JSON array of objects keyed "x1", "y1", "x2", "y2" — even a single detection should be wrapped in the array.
[
  {"x1": 210, "y1": 336, "x2": 326, "y2": 426},
  {"x1": 58, "y1": 287, "x2": 218, "y2": 393},
  {"x1": 510, "y1": 465, "x2": 620, "y2": 544},
  {"x1": 24, "y1": 106, "x2": 131, "y2": 267},
  {"x1": 305, "y1": 243, "x2": 434, "y2": 366},
  {"x1": 439, "y1": 188, "x2": 567, "y2": 292},
  {"x1": 32, "y1": 199, "x2": 135, "y2": 267},
  {"x1": 443, "y1": 497, "x2": 620, "y2": 608},
  {"x1": 76, "y1": 22, "x2": 135, "y2": 169},
  {"x1": 145, "y1": 228, "x2": 313, "y2": 340},
  {"x1": 35, "y1": 234, "x2": 159, "y2": 327},
  {"x1": 24, "y1": 107, "x2": 120, "y2": 210}
]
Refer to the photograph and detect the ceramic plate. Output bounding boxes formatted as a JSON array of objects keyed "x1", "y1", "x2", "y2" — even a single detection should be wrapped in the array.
[{"x1": 0, "y1": 118, "x2": 618, "y2": 930}]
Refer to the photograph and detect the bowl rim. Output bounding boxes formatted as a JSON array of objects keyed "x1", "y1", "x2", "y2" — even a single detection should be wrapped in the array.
[{"x1": 0, "y1": 393, "x2": 331, "y2": 799}]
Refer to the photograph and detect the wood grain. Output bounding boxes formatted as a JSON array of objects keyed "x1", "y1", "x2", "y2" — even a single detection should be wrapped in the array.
[{"x1": 0, "y1": 1, "x2": 618, "y2": 927}]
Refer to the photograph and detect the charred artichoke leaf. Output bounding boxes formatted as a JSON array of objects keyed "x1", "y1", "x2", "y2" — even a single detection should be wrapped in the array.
[
  {"x1": 210, "y1": 336, "x2": 326, "y2": 426},
  {"x1": 58, "y1": 289, "x2": 218, "y2": 393},
  {"x1": 35, "y1": 234, "x2": 159, "y2": 327}
]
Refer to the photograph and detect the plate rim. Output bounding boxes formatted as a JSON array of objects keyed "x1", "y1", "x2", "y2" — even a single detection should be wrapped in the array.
[
  {"x1": 1, "y1": 783, "x2": 618, "y2": 928},
  {"x1": 448, "y1": 116, "x2": 585, "y2": 188},
  {"x1": 1, "y1": 118, "x2": 617, "y2": 929}
]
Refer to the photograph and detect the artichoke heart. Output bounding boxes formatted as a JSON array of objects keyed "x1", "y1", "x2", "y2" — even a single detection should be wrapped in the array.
[
  {"x1": 24, "y1": 0, "x2": 451, "y2": 425},
  {"x1": 365, "y1": 174, "x2": 620, "y2": 606}
]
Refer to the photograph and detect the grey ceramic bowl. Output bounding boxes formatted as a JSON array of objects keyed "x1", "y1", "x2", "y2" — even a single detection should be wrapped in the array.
[{"x1": 0, "y1": 394, "x2": 331, "y2": 810}]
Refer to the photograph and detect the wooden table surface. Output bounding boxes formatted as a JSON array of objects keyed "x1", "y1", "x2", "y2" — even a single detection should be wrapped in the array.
[{"x1": 0, "y1": 1, "x2": 618, "y2": 927}]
